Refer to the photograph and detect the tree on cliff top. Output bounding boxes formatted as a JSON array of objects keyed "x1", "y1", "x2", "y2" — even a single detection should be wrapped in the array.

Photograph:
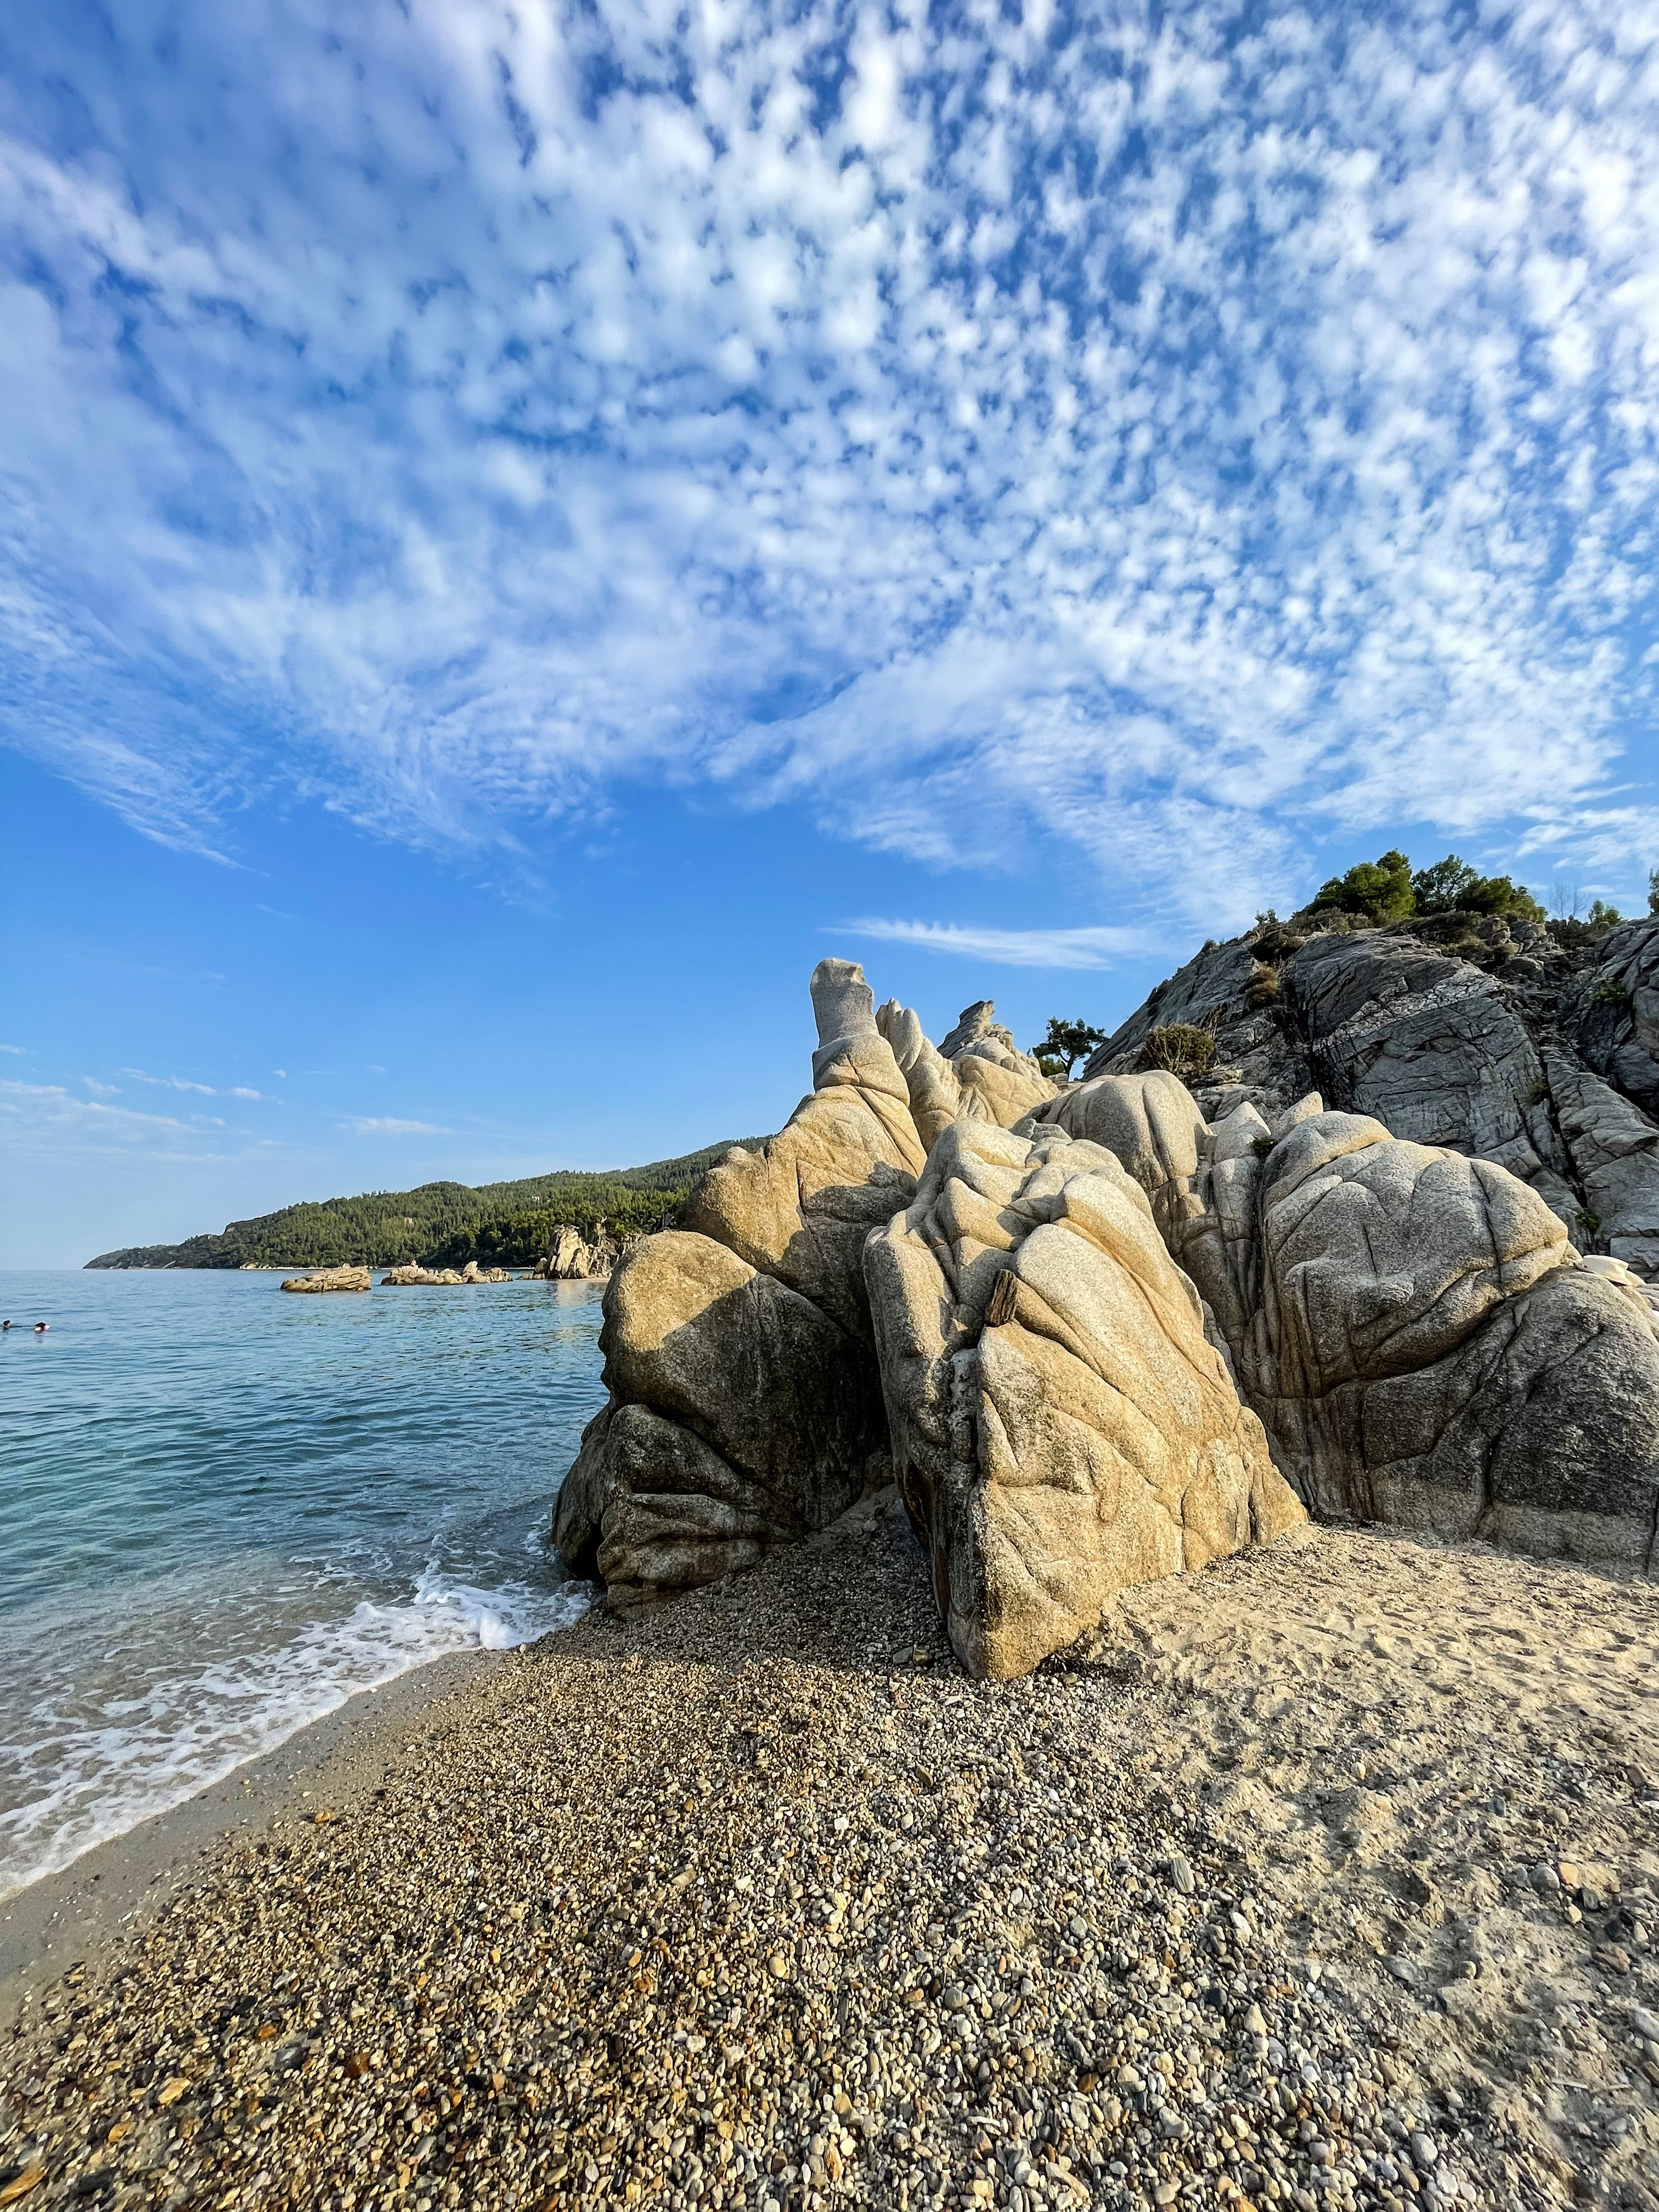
[
  {"x1": 1308, "y1": 849, "x2": 1416, "y2": 923},
  {"x1": 1307, "y1": 848, "x2": 1545, "y2": 927},
  {"x1": 1034, "y1": 1017, "x2": 1108, "y2": 1081}
]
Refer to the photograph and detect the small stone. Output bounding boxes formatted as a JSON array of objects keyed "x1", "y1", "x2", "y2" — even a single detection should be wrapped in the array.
[
  {"x1": 1169, "y1": 1853, "x2": 1195, "y2": 1895},
  {"x1": 1530, "y1": 1863, "x2": 1560, "y2": 1895},
  {"x1": 1384, "y1": 1955, "x2": 1419, "y2": 1988},
  {"x1": 1558, "y1": 1861, "x2": 1583, "y2": 1891},
  {"x1": 768, "y1": 1954, "x2": 790, "y2": 1979},
  {"x1": 1243, "y1": 2004, "x2": 1266, "y2": 2035},
  {"x1": 1410, "y1": 2131, "x2": 1439, "y2": 2170}
]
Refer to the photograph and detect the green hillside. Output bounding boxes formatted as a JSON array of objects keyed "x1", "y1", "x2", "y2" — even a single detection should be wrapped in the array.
[{"x1": 83, "y1": 1141, "x2": 765, "y2": 1271}]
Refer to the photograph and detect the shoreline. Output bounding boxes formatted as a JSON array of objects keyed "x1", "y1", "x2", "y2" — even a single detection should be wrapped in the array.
[
  {"x1": 3, "y1": 1498, "x2": 1657, "y2": 2209},
  {"x1": 0, "y1": 1648, "x2": 500, "y2": 2030}
]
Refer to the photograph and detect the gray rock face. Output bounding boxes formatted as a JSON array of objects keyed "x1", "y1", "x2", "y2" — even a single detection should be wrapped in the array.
[
  {"x1": 1544, "y1": 1054, "x2": 1659, "y2": 1269},
  {"x1": 1082, "y1": 917, "x2": 1659, "y2": 1261},
  {"x1": 1082, "y1": 936, "x2": 1306, "y2": 1118},
  {"x1": 863, "y1": 1118, "x2": 1305, "y2": 1680},
  {"x1": 1559, "y1": 919, "x2": 1659, "y2": 1121}
]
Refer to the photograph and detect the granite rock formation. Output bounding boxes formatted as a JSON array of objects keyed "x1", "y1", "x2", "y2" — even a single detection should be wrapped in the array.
[
  {"x1": 1056, "y1": 1077, "x2": 1659, "y2": 1573},
  {"x1": 1083, "y1": 914, "x2": 1659, "y2": 1263},
  {"x1": 864, "y1": 1118, "x2": 1305, "y2": 1679},
  {"x1": 554, "y1": 968, "x2": 1062, "y2": 1611},
  {"x1": 553, "y1": 961, "x2": 924, "y2": 1607},
  {"x1": 553, "y1": 928, "x2": 1659, "y2": 1669},
  {"x1": 537, "y1": 1226, "x2": 640, "y2": 1282},
  {"x1": 380, "y1": 1261, "x2": 511, "y2": 1285},
  {"x1": 280, "y1": 1265, "x2": 371, "y2": 1293}
]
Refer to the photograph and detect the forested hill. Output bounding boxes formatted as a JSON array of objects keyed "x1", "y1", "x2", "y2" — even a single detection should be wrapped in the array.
[{"x1": 83, "y1": 1141, "x2": 765, "y2": 1271}]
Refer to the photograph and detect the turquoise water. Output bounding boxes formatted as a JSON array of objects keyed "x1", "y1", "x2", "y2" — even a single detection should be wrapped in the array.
[{"x1": 0, "y1": 1268, "x2": 606, "y2": 1899}]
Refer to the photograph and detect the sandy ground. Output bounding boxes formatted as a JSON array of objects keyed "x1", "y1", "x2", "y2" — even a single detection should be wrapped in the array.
[{"x1": 1, "y1": 1497, "x2": 1657, "y2": 2212}]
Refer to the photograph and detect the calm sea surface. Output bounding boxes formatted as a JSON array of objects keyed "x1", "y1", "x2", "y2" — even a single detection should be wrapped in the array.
[{"x1": 0, "y1": 1268, "x2": 606, "y2": 1900}]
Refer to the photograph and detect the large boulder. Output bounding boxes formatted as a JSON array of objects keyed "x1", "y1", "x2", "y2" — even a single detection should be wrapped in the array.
[
  {"x1": 554, "y1": 960, "x2": 923, "y2": 1605},
  {"x1": 863, "y1": 1118, "x2": 1305, "y2": 1680},
  {"x1": 1082, "y1": 1085, "x2": 1659, "y2": 1574}
]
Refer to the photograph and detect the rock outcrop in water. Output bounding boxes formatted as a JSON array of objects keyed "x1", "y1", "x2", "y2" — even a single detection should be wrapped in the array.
[
  {"x1": 554, "y1": 924, "x2": 1659, "y2": 1675},
  {"x1": 380, "y1": 1261, "x2": 512, "y2": 1286},
  {"x1": 280, "y1": 1265, "x2": 371, "y2": 1292}
]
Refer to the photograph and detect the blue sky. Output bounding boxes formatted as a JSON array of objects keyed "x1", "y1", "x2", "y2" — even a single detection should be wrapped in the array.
[{"x1": 4, "y1": 0, "x2": 1658, "y2": 1266}]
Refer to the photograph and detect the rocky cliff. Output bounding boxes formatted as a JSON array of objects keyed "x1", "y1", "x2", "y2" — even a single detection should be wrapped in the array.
[
  {"x1": 1082, "y1": 912, "x2": 1659, "y2": 1273},
  {"x1": 554, "y1": 934, "x2": 1659, "y2": 1681}
]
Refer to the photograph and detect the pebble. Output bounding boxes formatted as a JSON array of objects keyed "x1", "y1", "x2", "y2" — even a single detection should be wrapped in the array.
[{"x1": 0, "y1": 1499, "x2": 1644, "y2": 2212}]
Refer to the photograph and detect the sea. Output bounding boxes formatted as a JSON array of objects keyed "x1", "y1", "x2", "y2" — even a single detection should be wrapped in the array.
[{"x1": 0, "y1": 1267, "x2": 607, "y2": 1902}]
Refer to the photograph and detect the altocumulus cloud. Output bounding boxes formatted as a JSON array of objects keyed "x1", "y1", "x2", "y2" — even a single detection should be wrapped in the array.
[{"x1": 3, "y1": 0, "x2": 1659, "y2": 919}]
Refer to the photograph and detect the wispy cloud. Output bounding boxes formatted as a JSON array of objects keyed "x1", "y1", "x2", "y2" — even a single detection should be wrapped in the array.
[
  {"x1": 839, "y1": 920, "x2": 1152, "y2": 970},
  {"x1": 341, "y1": 1117, "x2": 449, "y2": 1137},
  {"x1": 80, "y1": 1076, "x2": 121, "y2": 1097},
  {"x1": 0, "y1": 1077, "x2": 236, "y2": 1163},
  {"x1": 119, "y1": 1068, "x2": 267, "y2": 1101},
  {"x1": 3, "y1": 2, "x2": 1659, "y2": 917},
  {"x1": 0, "y1": 1045, "x2": 27, "y2": 1056}
]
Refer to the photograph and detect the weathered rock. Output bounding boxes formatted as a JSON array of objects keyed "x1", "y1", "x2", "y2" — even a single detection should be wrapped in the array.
[
  {"x1": 554, "y1": 960, "x2": 918, "y2": 1605},
  {"x1": 1277, "y1": 931, "x2": 1573, "y2": 1214},
  {"x1": 1016, "y1": 1069, "x2": 1210, "y2": 1249},
  {"x1": 540, "y1": 1224, "x2": 628, "y2": 1280},
  {"x1": 381, "y1": 1261, "x2": 512, "y2": 1285},
  {"x1": 280, "y1": 1265, "x2": 371, "y2": 1292},
  {"x1": 864, "y1": 1118, "x2": 1305, "y2": 1679},
  {"x1": 1559, "y1": 918, "x2": 1659, "y2": 1120},
  {"x1": 1545, "y1": 1053, "x2": 1659, "y2": 1269},
  {"x1": 1085, "y1": 921, "x2": 1596, "y2": 1231},
  {"x1": 876, "y1": 995, "x2": 1054, "y2": 1143},
  {"x1": 1082, "y1": 1088, "x2": 1659, "y2": 1573}
]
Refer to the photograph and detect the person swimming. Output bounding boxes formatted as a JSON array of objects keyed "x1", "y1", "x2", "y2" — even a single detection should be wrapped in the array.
[
  {"x1": 33, "y1": 1321, "x2": 48, "y2": 1333},
  {"x1": 1, "y1": 1318, "x2": 10, "y2": 1330}
]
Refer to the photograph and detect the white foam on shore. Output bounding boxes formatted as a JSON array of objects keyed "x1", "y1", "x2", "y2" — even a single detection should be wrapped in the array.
[{"x1": 0, "y1": 1570, "x2": 589, "y2": 1902}]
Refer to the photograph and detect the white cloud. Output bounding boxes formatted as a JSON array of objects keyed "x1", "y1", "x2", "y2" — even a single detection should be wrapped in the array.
[
  {"x1": 2, "y1": 0, "x2": 1659, "y2": 917},
  {"x1": 341, "y1": 1117, "x2": 450, "y2": 1137},
  {"x1": 118, "y1": 1068, "x2": 267, "y2": 1101},
  {"x1": 0, "y1": 1044, "x2": 27, "y2": 1054},
  {"x1": 0, "y1": 1077, "x2": 233, "y2": 1162},
  {"x1": 840, "y1": 919, "x2": 1152, "y2": 970},
  {"x1": 80, "y1": 1077, "x2": 121, "y2": 1097}
]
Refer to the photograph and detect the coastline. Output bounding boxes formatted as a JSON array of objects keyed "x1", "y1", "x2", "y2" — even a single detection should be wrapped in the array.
[
  {"x1": 3, "y1": 1498, "x2": 1657, "y2": 2208},
  {"x1": 0, "y1": 1649, "x2": 500, "y2": 2030}
]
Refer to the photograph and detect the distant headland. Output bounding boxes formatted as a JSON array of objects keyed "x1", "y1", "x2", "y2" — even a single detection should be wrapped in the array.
[{"x1": 82, "y1": 1141, "x2": 764, "y2": 1274}]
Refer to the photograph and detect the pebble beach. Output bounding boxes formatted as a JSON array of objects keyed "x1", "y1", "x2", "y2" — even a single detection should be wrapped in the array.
[{"x1": 3, "y1": 1492, "x2": 1658, "y2": 2211}]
